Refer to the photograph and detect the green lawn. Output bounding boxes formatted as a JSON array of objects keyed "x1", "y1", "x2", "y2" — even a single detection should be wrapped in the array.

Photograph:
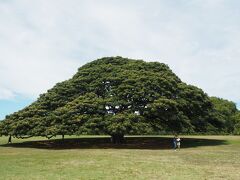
[{"x1": 0, "y1": 135, "x2": 240, "y2": 180}]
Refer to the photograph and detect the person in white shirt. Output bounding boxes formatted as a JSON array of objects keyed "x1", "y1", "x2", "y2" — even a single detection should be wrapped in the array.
[{"x1": 176, "y1": 137, "x2": 181, "y2": 150}]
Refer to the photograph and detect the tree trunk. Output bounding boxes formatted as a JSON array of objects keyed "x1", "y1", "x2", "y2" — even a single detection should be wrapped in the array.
[
  {"x1": 62, "y1": 134, "x2": 64, "y2": 140},
  {"x1": 111, "y1": 134, "x2": 125, "y2": 144},
  {"x1": 8, "y1": 135, "x2": 12, "y2": 143}
]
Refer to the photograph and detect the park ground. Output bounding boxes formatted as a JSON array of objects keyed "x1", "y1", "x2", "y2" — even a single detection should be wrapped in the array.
[{"x1": 0, "y1": 135, "x2": 240, "y2": 180}]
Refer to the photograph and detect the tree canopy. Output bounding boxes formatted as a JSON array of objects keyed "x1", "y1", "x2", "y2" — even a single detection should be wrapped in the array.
[
  {"x1": 209, "y1": 97, "x2": 240, "y2": 134},
  {"x1": 0, "y1": 57, "x2": 239, "y2": 142}
]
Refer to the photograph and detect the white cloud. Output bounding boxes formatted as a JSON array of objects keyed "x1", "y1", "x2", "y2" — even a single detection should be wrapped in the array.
[
  {"x1": 0, "y1": 87, "x2": 15, "y2": 100},
  {"x1": 0, "y1": 0, "x2": 239, "y2": 105}
]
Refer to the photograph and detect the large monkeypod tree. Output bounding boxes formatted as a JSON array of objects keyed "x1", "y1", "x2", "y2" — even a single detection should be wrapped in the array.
[{"x1": 0, "y1": 57, "x2": 219, "y2": 143}]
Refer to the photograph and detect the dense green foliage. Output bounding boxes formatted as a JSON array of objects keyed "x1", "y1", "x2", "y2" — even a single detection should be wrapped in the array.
[
  {"x1": 210, "y1": 97, "x2": 240, "y2": 134},
  {"x1": 0, "y1": 57, "x2": 239, "y2": 141}
]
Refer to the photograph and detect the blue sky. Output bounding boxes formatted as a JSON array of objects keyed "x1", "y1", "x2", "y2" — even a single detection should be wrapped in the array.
[
  {"x1": 0, "y1": 0, "x2": 240, "y2": 120},
  {"x1": 0, "y1": 96, "x2": 34, "y2": 120}
]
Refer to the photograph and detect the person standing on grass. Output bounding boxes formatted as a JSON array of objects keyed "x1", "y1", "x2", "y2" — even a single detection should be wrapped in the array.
[
  {"x1": 176, "y1": 136, "x2": 181, "y2": 150},
  {"x1": 173, "y1": 135, "x2": 177, "y2": 150}
]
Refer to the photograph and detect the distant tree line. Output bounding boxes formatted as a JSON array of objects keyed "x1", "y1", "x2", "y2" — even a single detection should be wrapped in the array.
[
  {"x1": 0, "y1": 57, "x2": 239, "y2": 143},
  {"x1": 209, "y1": 97, "x2": 240, "y2": 135}
]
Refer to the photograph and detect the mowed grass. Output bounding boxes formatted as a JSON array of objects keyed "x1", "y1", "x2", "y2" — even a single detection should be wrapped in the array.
[{"x1": 0, "y1": 135, "x2": 240, "y2": 180}]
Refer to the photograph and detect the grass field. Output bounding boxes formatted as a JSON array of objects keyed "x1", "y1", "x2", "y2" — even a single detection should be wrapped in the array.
[{"x1": 0, "y1": 135, "x2": 240, "y2": 180}]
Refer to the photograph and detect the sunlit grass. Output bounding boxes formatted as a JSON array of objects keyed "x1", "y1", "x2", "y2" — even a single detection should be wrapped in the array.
[{"x1": 0, "y1": 135, "x2": 240, "y2": 180}]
